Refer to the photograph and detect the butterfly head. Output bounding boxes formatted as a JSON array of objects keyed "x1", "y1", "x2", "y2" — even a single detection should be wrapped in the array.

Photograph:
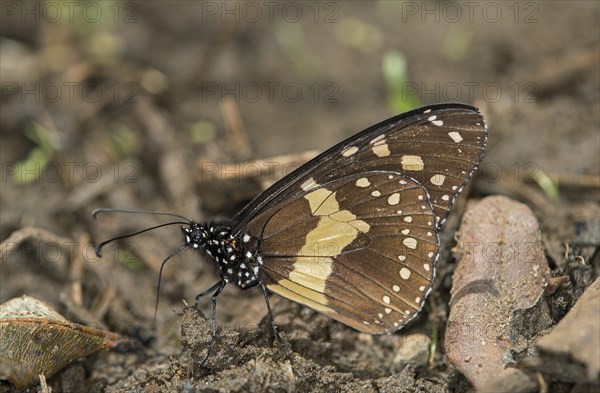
[
  {"x1": 181, "y1": 223, "x2": 207, "y2": 250},
  {"x1": 181, "y1": 222, "x2": 239, "y2": 276}
]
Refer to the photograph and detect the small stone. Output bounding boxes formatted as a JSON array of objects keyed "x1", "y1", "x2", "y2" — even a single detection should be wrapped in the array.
[
  {"x1": 445, "y1": 196, "x2": 551, "y2": 390},
  {"x1": 392, "y1": 333, "x2": 431, "y2": 370}
]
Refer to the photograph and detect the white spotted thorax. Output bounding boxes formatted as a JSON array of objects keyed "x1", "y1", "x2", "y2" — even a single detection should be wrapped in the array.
[{"x1": 182, "y1": 223, "x2": 261, "y2": 288}]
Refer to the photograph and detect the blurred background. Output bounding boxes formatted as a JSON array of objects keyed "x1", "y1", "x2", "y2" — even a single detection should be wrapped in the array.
[{"x1": 1, "y1": 1, "x2": 598, "y2": 390}]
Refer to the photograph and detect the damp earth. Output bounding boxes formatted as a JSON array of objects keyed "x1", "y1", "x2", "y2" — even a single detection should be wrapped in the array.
[{"x1": 1, "y1": 2, "x2": 598, "y2": 392}]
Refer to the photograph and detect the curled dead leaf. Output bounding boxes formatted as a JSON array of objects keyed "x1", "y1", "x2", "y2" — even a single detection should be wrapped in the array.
[{"x1": 0, "y1": 295, "x2": 127, "y2": 390}]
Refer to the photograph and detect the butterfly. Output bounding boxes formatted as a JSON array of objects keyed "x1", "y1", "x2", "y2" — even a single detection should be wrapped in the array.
[{"x1": 94, "y1": 103, "x2": 487, "y2": 358}]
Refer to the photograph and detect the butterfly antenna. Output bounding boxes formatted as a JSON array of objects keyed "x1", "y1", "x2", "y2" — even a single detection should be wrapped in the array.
[
  {"x1": 154, "y1": 244, "x2": 188, "y2": 323},
  {"x1": 92, "y1": 208, "x2": 192, "y2": 223},
  {"x1": 94, "y1": 221, "x2": 189, "y2": 257}
]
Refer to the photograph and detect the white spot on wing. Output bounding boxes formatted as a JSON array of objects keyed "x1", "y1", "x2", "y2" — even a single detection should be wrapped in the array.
[
  {"x1": 342, "y1": 146, "x2": 359, "y2": 157},
  {"x1": 356, "y1": 178, "x2": 371, "y2": 188},
  {"x1": 403, "y1": 237, "x2": 418, "y2": 249},
  {"x1": 301, "y1": 177, "x2": 319, "y2": 191},
  {"x1": 430, "y1": 174, "x2": 445, "y2": 186},
  {"x1": 401, "y1": 155, "x2": 424, "y2": 171},
  {"x1": 388, "y1": 193, "x2": 400, "y2": 205},
  {"x1": 400, "y1": 268, "x2": 411, "y2": 280},
  {"x1": 372, "y1": 142, "x2": 391, "y2": 157},
  {"x1": 428, "y1": 115, "x2": 444, "y2": 126},
  {"x1": 448, "y1": 131, "x2": 463, "y2": 143}
]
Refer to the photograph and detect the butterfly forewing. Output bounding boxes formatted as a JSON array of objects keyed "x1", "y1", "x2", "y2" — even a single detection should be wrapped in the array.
[
  {"x1": 230, "y1": 103, "x2": 486, "y2": 334},
  {"x1": 232, "y1": 103, "x2": 487, "y2": 233}
]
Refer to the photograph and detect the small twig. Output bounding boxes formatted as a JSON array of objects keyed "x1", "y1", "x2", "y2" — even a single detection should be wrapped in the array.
[
  {"x1": 91, "y1": 283, "x2": 117, "y2": 321},
  {"x1": 70, "y1": 234, "x2": 88, "y2": 306},
  {"x1": 60, "y1": 291, "x2": 108, "y2": 331},
  {"x1": 38, "y1": 373, "x2": 51, "y2": 393},
  {"x1": 184, "y1": 15, "x2": 247, "y2": 86},
  {"x1": 535, "y1": 371, "x2": 548, "y2": 393},
  {"x1": 1, "y1": 227, "x2": 74, "y2": 263},
  {"x1": 475, "y1": 178, "x2": 556, "y2": 217},
  {"x1": 547, "y1": 172, "x2": 600, "y2": 189},
  {"x1": 220, "y1": 100, "x2": 252, "y2": 160},
  {"x1": 63, "y1": 174, "x2": 120, "y2": 211},
  {"x1": 530, "y1": 47, "x2": 599, "y2": 97}
]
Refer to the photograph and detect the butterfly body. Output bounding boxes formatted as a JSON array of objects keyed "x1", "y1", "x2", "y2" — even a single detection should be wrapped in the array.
[{"x1": 183, "y1": 223, "x2": 263, "y2": 289}]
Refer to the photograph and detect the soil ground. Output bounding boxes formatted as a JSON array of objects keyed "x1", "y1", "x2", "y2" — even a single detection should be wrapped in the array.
[{"x1": 1, "y1": 2, "x2": 598, "y2": 392}]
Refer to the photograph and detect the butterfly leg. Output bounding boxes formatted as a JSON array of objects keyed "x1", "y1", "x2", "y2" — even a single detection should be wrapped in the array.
[
  {"x1": 260, "y1": 283, "x2": 282, "y2": 344},
  {"x1": 197, "y1": 280, "x2": 227, "y2": 366},
  {"x1": 193, "y1": 280, "x2": 223, "y2": 309}
]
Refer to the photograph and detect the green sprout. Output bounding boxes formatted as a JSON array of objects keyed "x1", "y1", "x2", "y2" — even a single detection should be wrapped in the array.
[
  {"x1": 13, "y1": 122, "x2": 59, "y2": 183},
  {"x1": 533, "y1": 168, "x2": 560, "y2": 202},
  {"x1": 429, "y1": 321, "x2": 439, "y2": 366},
  {"x1": 382, "y1": 51, "x2": 421, "y2": 114},
  {"x1": 188, "y1": 120, "x2": 217, "y2": 144}
]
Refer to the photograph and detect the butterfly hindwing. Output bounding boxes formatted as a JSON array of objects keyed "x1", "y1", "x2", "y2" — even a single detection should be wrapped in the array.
[{"x1": 243, "y1": 171, "x2": 438, "y2": 333}]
